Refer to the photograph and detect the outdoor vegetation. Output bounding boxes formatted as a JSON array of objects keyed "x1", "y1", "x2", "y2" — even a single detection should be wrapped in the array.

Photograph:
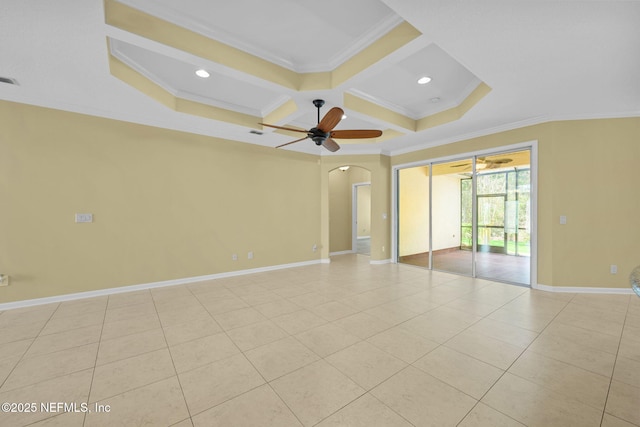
[{"x1": 460, "y1": 169, "x2": 530, "y2": 256}]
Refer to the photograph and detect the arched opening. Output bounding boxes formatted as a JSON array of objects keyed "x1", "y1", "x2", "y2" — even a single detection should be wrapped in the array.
[{"x1": 328, "y1": 166, "x2": 371, "y2": 256}]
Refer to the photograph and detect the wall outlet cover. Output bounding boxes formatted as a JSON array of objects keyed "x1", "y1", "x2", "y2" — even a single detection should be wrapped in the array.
[{"x1": 75, "y1": 213, "x2": 93, "y2": 223}]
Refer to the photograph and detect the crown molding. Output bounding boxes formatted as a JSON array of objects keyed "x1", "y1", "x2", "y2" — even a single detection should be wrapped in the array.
[{"x1": 116, "y1": 0, "x2": 403, "y2": 73}]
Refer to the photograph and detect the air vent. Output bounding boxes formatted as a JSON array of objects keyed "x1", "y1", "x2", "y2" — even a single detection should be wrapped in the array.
[
  {"x1": 0, "y1": 77, "x2": 18, "y2": 85},
  {"x1": 249, "y1": 130, "x2": 263, "y2": 135}
]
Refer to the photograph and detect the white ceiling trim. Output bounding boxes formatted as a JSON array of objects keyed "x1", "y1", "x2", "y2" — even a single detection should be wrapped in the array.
[
  {"x1": 105, "y1": 28, "x2": 298, "y2": 95},
  {"x1": 110, "y1": 41, "x2": 182, "y2": 97},
  {"x1": 296, "y1": 15, "x2": 404, "y2": 73},
  {"x1": 417, "y1": 78, "x2": 482, "y2": 118},
  {"x1": 173, "y1": 89, "x2": 282, "y2": 117},
  {"x1": 326, "y1": 108, "x2": 640, "y2": 159},
  {"x1": 389, "y1": 115, "x2": 549, "y2": 156},
  {"x1": 117, "y1": 0, "x2": 403, "y2": 73},
  {"x1": 347, "y1": 88, "x2": 421, "y2": 121},
  {"x1": 110, "y1": 38, "x2": 293, "y2": 118},
  {"x1": 259, "y1": 95, "x2": 295, "y2": 118}
]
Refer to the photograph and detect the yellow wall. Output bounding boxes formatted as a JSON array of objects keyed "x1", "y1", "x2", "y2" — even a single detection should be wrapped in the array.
[
  {"x1": 356, "y1": 185, "x2": 371, "y2": 238},
  {"x1": 1, "y1": 100, "x2": 636, "y2": 304},
  {"x1": 328, "y1": 169, "x2": 351, "y2": 253},
  {"x1": 328, "y1": 167, "x2": 371, "y2": 253},
  {"x1": 398, "y1": 168, "x2": 465, "y2": 256},
  {"x1": 0, "y1": 101, "x2": 321, "y2": 303},
  {"x1": 321, "y1": 156, "x2": 391, "y2": 262},
  {"x1": 393, "y1": 117, "x2": 640, "y2": 288},
  {"x1": 431, "y1": 175, "x2": 462, "y2": 250},
  {"x1": 398, "y1": 166, "x2": 430, "y2": 256}
]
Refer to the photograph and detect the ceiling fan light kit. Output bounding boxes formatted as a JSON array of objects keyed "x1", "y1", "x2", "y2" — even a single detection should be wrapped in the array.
[{"x1": 260, "y1": 99, "x2": 382, "y2": 152}]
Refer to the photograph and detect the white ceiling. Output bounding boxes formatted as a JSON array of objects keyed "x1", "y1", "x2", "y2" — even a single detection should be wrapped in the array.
[{"x1": 1, "y1": 0, "x2": 639, "y2": 156}]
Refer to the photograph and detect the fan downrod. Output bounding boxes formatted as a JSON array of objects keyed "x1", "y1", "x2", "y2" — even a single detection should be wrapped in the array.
[{"x1": 312, "y1": 99, "x2": 325, "y2": 125}]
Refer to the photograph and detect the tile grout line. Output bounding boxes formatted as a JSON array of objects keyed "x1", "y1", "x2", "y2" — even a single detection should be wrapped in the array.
[
  {"x1": 454, "y1": 291, "x2": 629, "y2": 425},
  {"x1": 82, "y1": 295, "x2": 121, "y2": 426},
  {"x1": 598, "y1": 295, "x2": 632, "y2": 427},
  {"x1": 3, "y1": 259, "x2": 632, "y2": 427},
  {"x1": 0, "y1": 304, "x2": 62, "y2": 426},
  {"x1": 441, "y1": 289, "x2": 576, "y2": 426},
  {"x1": 0, "y1": 303, "x2": 61, "y2": 391},
  {"x1": 151, "y1": 286, "x2": 207, "y2": 426},
  {"x1": 192, "y1": 280, "x2": 308, "y2": 426}
]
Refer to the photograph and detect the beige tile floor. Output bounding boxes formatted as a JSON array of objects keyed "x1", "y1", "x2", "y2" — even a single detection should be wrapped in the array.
[{"x1": 0, "y1": 254, "x2": 638, "y2": 426}]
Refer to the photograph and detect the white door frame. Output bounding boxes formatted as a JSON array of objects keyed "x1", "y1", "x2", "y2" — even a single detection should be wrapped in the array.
[
  {"x1": 391, "y1": 140, "x2": 538, "y2": 287},
  {"x1": 352, "y1": 181, "x2": 371, "y2": 253}
]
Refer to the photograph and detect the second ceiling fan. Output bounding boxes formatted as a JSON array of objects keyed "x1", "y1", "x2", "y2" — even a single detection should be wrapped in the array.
[{"x1": 260, "y1": 99, "x2": 382, "y2": 152}]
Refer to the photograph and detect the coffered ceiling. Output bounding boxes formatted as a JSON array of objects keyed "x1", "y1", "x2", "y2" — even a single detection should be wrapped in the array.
[{"x1": 1, "y1": 0, "x2": 639, "y2": 156}]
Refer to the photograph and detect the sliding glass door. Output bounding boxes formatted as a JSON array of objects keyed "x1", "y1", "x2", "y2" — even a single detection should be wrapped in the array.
[
  {"x1": 474, "y1": 151, "x2": 531, "y2": 284},
  {"x1": 431, "y1": 159, "x2": 473, "y2": 276},
  {"x1": 396, "y1": 148, "x2": 532, "y2": 286}
]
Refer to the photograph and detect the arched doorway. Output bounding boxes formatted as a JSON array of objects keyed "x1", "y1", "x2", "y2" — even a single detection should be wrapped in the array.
[{"x1": 328, "y1": 166, "x2": 371, "y2": 256}]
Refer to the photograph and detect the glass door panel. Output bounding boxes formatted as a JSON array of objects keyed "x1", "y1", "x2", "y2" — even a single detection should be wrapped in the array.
[
  {"x1": 475, "y1": 150, "x2": 531, "y2": 285},
  {"x1": 477, "y1": 195, "x2": 506, "y2": 254},
  {"x1": 432, "y1": 159, "x2": 473, "y2": 276}
]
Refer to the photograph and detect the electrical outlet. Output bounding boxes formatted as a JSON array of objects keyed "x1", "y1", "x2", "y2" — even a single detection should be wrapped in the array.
[
  {"x1": 75, "y1": 213, "x2": 93, "y2": 223},
  {"x1": 248, "y1": 251, "x2": 254, "y2": 260},
  {"x1": 0, "y1": 274, "x2": 9, "y2": 287},
  {"x1": 610, "y1": 264, "x2": 618, "y2": 274},
  {"x1": 232, "y1": 254, "x2": 238, "y2": 261},
  {"x1": 312, "y1": 244, "x2": 317, "y2": 252}
]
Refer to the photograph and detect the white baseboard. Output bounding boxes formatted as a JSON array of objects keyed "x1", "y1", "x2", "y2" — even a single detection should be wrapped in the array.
[
  {"x1": 4, "y1": 263, "x2": 634, "y2": 311},
  {"x1": 0, "y1": 259, "x2": 323, "y2": 311},
  {"x1": 330, "y1": 250, "x2": 355, "y2": 256},
  {"x1": 533, "y1": 283, "x2": 634, "y2": 294}
]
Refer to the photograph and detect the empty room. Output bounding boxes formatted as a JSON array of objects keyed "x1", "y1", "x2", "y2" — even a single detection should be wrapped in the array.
[{"x1": 1, "y1": 1, "x2": 639, "y2": 426}]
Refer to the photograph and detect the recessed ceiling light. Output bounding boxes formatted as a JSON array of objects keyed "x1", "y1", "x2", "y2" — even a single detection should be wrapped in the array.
[
  {"x1": 195, "y1": 69, "x2": 210, "y2": 78},
  {"x1": 430, "y1": 97, "x2": 441, "y2": 103},
  {"x1": 342, "y1": 114, "x2": 347, "y2": 120},
  {"x1": 417, "y1": 76, "x2": 432, "y2": 85}
]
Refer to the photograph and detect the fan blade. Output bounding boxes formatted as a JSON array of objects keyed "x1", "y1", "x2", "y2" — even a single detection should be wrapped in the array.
[
  {"x1": 330, "y1": 129, "x2": 382, "y2": 139},
  {"x1": 317, "y1": 107, "x2": 344, "y2": 133},
  {"x1": 491, "y1": 158, "x2": 512, "y2": 165},
  {"x1": 260, "y1": 123, "x2": 308, "y2": 133},
  {"x1": 322, "y1": 138, "x2": 340, "y2": 152},
  {"x1": 276, "y1": 136, "x2": 308, "y2": 149}
]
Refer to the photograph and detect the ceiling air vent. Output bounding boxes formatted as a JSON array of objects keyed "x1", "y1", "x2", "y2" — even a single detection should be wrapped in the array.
[
  {"x1": 0, "y1": 77, "x2": 18, "y2": 85},
  {"x1": 249, "y1": 130, "x2": 263, "y2": 135}
]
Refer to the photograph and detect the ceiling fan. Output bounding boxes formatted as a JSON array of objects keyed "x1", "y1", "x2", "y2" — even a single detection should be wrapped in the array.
[
  {"x1": 451, "y1": 157, "x2": 512, "y2": 170},
  {"x1": 259, "y1": 99, "x2": 382, "y2": 152}
]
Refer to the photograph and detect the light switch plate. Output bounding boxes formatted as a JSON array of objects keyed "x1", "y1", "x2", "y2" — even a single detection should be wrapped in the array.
[{"x1": 559, "y1": 215, "x2": 567, "y2": 225}]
